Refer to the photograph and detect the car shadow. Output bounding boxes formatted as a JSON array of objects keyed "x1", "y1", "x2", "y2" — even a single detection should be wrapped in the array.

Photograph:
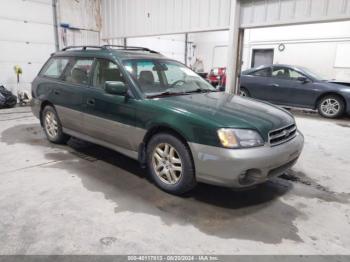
[
  {"x1": 1, "y1": 123, "x2": 305, "y2": 244},
  {"x1": 66, "y1": 137, "x2": 294, "y2": 209}
]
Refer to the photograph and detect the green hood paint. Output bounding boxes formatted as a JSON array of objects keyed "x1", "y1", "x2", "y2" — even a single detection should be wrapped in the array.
[{"x1": 134, "y1": 92, "x2": 295, "y2": 147}]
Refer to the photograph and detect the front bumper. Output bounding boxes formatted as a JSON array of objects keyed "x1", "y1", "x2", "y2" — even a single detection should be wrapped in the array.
[{"x1": 189, "y1": 131, "x2": 304, "y2": 188}]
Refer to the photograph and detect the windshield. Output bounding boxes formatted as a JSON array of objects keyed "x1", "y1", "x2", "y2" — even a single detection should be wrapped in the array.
[
  {"x1": 122, "y1": 59, "x2": 216, "y2": 97},
  {"x1": 298, "y1": 67, "x2": 325, "y2": 81}
]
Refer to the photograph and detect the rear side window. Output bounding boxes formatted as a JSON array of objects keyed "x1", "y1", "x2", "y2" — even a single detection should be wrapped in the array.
[
  {"x1": 41, "y1": 57, "x2": 69, "y2": 78},
  {"x1": 64, "y1": 58, "x2": 94, "y2": 85}
]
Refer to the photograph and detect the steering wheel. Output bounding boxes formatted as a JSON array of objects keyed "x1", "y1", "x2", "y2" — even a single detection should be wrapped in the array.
[{"x1": 169, "y1": 80, "x2": 186, "y2": 88}]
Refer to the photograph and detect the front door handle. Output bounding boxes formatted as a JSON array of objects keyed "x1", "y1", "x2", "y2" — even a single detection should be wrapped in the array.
[
  {"x1": 54, "y1": 90, "x2": 60, "y2": 95},
  {"x1": 270, "y1": 83, "x2": 279, "y2": 87},
  {"x1": 87, "y1": 98, "x2": 95, "y2": 106}
]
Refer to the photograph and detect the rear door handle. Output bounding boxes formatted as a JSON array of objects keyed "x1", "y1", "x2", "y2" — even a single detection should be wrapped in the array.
[
  {"x1": 87, "y1": 98, "x2": 95, "y2": 106},
  {"x1": 54, "y1": 90, "x2": 60, "y2": 95},
  {"x1": 270, "y1": 84, "x2": 279, "y2": 87}
]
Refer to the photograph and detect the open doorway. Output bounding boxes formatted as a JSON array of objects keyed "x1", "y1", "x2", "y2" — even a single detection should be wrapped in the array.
[{"x1": 251, "y1": 49, "x2": 274, "y2": 68}]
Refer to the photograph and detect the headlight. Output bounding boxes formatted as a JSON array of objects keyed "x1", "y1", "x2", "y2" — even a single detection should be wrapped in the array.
[{"x1": 217, "y1": 128, "x2": 264, "y2": 148}]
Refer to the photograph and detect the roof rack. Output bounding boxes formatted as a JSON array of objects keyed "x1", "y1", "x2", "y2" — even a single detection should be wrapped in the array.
[
  {"x1": 102, "y1": 45, "x2": 160, "y2": 54},
  {"x1": 61, "y1": 46, "x2": 106, "y2": 51},
  {"x1": 61, "y1": 45, "x2": 161, "y2": 54}
]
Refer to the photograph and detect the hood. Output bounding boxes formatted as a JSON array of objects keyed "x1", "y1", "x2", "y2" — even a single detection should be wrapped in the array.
[
  {"x1": 314, "y1": 80, "x2": 350, "y2": 93},
  {"x1": 325, "y1": 81, "x2": 350, "y2": 88},
  {"x1": 156, "y1": 92, "x2": 294, "y2": 140}
]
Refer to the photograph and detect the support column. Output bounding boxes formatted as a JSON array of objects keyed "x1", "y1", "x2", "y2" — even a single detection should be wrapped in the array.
[
  {"x1": 225, "y1": 0, "x2": 242, "y2": 94},
  {"x1": 184, "y1": 33, "x2": 188, "y2": 66},
  {"x1": 123, "y1": 38, "x2": 127, "y2": 48},
  {"x1": 52, "y1": 0, "x2": 60, "y2": 51}
]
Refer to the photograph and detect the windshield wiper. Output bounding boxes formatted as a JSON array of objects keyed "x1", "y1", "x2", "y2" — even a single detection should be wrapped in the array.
[
  {"x1": 146, "y1": 91, "x2": 180, "y2": 98},
  {"x1": 146, "y1": 88, "x2": 216, "y2": 98},
  {"x1": 184, "y1": 88, "x2": 216, "y2": 94}
]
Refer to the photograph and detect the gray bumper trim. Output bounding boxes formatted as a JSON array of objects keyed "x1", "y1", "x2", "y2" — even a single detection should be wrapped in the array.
[{"x1": 189, "y1": 131, "x2": 304, "y2": 188}]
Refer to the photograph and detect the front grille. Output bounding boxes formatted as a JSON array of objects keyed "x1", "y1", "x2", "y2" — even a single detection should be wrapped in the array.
[{"x1": 269, "y1": 124, "x2": 297, "y2": 146}]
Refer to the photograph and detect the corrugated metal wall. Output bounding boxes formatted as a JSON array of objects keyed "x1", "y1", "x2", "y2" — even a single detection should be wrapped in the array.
[
  {"x1": 240, "y1": 0, "x2": 350, "y2": 28},
  {"x1": 0, "y1": 0, "x2": 103, "y2": 94},
  {"x1": 58, "y1": 0, "x2": 101, "y2": 47},
  {"x1": 59, "y1": 0, "x2": 102, "y2": 31},
  {"x1": 101, "y1": 0, "x2": 231, "y2": 39},
  {"x1": 102, "y1": 0, "x2": 350, "y2": 40}
]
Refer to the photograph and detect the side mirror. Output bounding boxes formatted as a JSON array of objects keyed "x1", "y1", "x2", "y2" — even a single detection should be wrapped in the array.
[
  {"x1": 105, "y1": 81, "x2": 127, "y2": 95},
  {"x1": 297, "y1": 77, "x2": 310, "y2": 83}
]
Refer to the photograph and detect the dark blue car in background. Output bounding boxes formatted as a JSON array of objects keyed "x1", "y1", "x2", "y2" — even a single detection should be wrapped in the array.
[{"x1": 240, "y1": 65, "x2": 350, "y2": 118}]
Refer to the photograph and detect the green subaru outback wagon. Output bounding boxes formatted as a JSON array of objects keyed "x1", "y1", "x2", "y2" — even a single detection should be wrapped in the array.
[{"x1": 31, "y1": 45, "x2": 304, "y2": 194}]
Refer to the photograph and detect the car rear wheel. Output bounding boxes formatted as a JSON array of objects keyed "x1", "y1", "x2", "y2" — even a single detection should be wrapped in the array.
[
  {"x1": 42, "y1": 106, "x2": 70, "y2": 144},
  {"x1": 239, "y1": 87, "x2": 249, "y2": 97},
  {"x1": 147, "y1": 133, "x2": 196, "y2": 195},
  {"x1": 318, "y1": 95, "x2": 345, "y2": 118}
]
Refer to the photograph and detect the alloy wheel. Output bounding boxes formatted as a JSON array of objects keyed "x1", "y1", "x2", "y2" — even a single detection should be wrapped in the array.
[
  {"x1": 44, "y1": 111, "x2": 58, "y2": 139},
  {"x1": 320, "y1": 98, "x2": 340, "y2": 117},
  {"x1": 239, "y1": 89, "x2": 247, "y2": 97},
  {"x1": 152, "y1": 143, "x2": 183, "y2": 185}
]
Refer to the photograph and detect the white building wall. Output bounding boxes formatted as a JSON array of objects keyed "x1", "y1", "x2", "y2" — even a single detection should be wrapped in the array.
[
  {"x1": 186, "y1": 21, "x2": 350, "y2": 81},
  {"x1": 243, "y1": 21, "x2": 350, "y2": 82}
]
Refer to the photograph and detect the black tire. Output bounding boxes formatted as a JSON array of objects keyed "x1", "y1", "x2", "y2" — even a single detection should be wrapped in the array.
[
  {"x1": 146, "y1": 133, "x2": 196, "y2": 195},
  {"x1": 317, "y1": 95, "x2": 345, "y2": 119},
  {"x1": 239, "y1": 87, "x2": 250, "y2": 97},
  {"x1": 41, "y1": 105, "x2": 70, "y2": 144},
  {"x1": 5, "y1": 96, "x2": 17, "y2": 108}
]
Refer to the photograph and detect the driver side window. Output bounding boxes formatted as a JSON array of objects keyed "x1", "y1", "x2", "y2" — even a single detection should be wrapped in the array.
[
  {"x1": 92, "y1": 59, "x2": 126, "y2": 89},
  {"x1": 272, "y1": 67, "x2": 289, "y2": 79},
  {"x1": 123, "y1": 61, "x2": 162, "y2": 92},
  {"x1": 272, "y1": 67, "x2": 305, "y2": 81},
  {"x1": 124, "y1": 61, "x2": 160, "y2": 84},
  {"x1": 289, "y1": 69, "x2": 305, "y2": 80},
  {"x1": 251, "y1": 68, "x2": 272, "y2": 77}
]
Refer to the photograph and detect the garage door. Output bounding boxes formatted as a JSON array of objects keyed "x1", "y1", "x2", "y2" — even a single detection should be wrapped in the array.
[
  {"x1": 127, "y1": 35, "x2": 186, "y2": 63},
  {"x1": 0, "y1": 0, "x2": 55, "y2": 95}
]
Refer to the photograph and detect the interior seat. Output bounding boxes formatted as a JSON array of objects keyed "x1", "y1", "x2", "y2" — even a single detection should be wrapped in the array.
[
  {"x1": 70, "y1": 68, "x2": 88, "y2": 84},
  {"x1": 103, "y1": 68, "x2": 124, "y2": 82},
  {"x1": 139, "y1": 71, "x2": 155, "y2": 85}
]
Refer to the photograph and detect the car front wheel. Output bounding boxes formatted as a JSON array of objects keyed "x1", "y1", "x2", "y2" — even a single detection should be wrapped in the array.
[
  {"x1": 239, "y1": 87, "x2": 249, "y2": 97},
  {"x1": 147, "y1": 133, "x2": 196, "y2": 195},
  {"x1": 42, "y1": 105, "x2": 70, "y2": 144},
  {"x1": 318, "y1": 95, "x2": 345, "y2": 118}
]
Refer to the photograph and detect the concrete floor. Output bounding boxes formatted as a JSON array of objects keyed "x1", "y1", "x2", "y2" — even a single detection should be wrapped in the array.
[{"x1": 0, "y1": 107, "x2": 349, "y2": 255}]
